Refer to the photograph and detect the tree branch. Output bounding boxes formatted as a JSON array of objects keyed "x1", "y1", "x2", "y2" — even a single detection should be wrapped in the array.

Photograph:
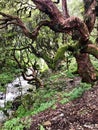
[
  {"x1": 0, "y1": 0, "x2": 90, "y2": 42},
  {"x1": 13, "y1": 49, "x2": 43, "y2": 87},
  {"x1": 62, "y1": 0, "x2": 69, "y2": 18},
  {"x1": 32, "y1": 0, "x2": 89, "y2": 41},
  {"x1": 81, "y1": 44, "x2": 98, "y2": 59},
  {"x1": 0, "y1": 12, "x2": 51, "y2": 41},
  {"x1": 61, "y1": 17, "x2": 89, "y2": 41},
  {"x1": 83, "y1": 0, "x2": 96, "y2": 33}
]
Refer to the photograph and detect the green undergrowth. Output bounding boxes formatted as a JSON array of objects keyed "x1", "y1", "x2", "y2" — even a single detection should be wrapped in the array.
[
  {"x1": 2, "y1": 117, "x2": 31, "y2": 130},
  {"x1": 0, "y1": 61, "x2": 22, "y2": 93},
  {"x1": 60, "y1": 83, "x2": 91, "y2": 104},
  {"x1": 2, "y1": 78, "x2": 92, "y2": 130},
  {"x1": 1, "y1": 58, "x2": 92, "y2": 130},
  {"x1": 0, "y1": 62, "x2": 21, "y2": 86}
]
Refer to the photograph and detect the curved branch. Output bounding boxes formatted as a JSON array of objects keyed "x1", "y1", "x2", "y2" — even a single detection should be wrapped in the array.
[
  {"x1": 0, "y1": 12, "x2": 51, "y2": 40},
  {"x1": 13, "y1": 49, "x2": 43, "y2": 86},
  {"x1": 0, "y1": 1, "x2": 90, "y2": 42},
  {"x1": 60, "y1": 17, "x2": 89, "y2": 41},
  {"x1": 32, "y1": 0, "x2": 65, "y2": 21},
  {"x1": 62, "y1": 0, "x2": 69, "y2": 18},
  {"x1": 32, "y1": 0, "x2": 89, "y2": 41},
  {"x1": 83, "y1": 0, "x2": 96, "y2": 33},
  {"x1": 0, "y1": 12, "x2": 34, "y2": 39},
  {"x1": 81, "y1": 44, "x2": 98, "y2": 59}
]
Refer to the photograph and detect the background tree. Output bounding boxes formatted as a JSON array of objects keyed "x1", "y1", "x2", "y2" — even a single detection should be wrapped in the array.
[{"x1": 0, "y1": 0, "x2": 98, "y2": 83}]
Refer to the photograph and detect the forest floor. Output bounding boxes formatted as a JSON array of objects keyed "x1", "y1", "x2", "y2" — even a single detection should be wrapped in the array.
[{"x1": 29, "y1": 78, "x2": 98, "y2": 130}]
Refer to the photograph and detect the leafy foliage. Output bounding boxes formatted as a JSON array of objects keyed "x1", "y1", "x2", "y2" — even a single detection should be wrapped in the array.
[
  {"x1": 60, "y1": 83, "x2": 91, "y2": 104},
  {"x1": 2, "y1": 117, "x2": 31, "y2": 130},
  {"x1": 1, "y1": 57, "x2": 92, "y2": 130},
  {"x1": 39, "y1": 125, "x2": 45, "y2": 130}
]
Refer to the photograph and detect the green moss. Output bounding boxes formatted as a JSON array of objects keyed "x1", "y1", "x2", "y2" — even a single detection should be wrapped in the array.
[{"x1": 53, "y1": 45, "x2": 68, "y2": 63}]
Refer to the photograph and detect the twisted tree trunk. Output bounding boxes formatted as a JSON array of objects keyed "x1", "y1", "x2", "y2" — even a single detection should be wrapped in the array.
[
  {"x1": 75, "y1": 53, "x2": 96, "y2": 83},
  {"x1": 32, "y1": 0, "x2": 97, "y2": 82},
  {"x1": 75, "y1": 0, "x2": 97, "y2": 82},
  {"x1": 0, "y1": 0, "x2": 98, "y2": 83}
]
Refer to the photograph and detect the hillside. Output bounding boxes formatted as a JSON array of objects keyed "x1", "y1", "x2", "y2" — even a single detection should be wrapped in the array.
[{"x1": 29, "y1": 83, "x2": 98, "y2": 130}]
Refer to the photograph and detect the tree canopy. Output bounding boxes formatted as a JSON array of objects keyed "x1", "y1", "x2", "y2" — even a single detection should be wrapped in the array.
[{"x1": 0, "y1": 0, "x2": 98, "y2": 83}]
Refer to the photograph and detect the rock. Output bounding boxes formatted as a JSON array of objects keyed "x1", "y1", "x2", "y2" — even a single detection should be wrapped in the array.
[
  {"x1": 0, "y1": 92, "x2": 4, "y2": 100},
  {"x1": 0, "y1": 111, "x2": 7, "y2": 123},
  {"x1": 14, "y1": 84, "x2": 20, "y2": 87},
  {"x1": 43, "y1": 121, "x2": 51, "y2": 126},
  {"x1": 12, "y1": 96, "x2": 22, "y2": 110},
  {"x1": 0, "y1": 100, "x2": 5, "y2": 108},
  {"x1": 27, "y1": 88, "x2": 33, "y2": 92},
  {"x1": 6, "y1": 93, "x2": 16, "y2": 101}
]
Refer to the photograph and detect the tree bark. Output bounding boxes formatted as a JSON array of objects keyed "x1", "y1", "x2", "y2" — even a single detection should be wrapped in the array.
[
  {"x1": 62, "y1": 0, "x2": 69, "y2": 18},
  {"x1": 74, "y1": 0, "x2": 97, "y2": 82},
  {"x1": 0, "y1": 0, "x2": 98, "y2": 83},
  {"x1": 75, "y1": 53, "x2": 96, "y2": 83}
]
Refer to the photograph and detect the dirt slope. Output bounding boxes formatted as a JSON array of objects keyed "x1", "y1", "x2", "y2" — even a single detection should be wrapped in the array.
[{"x1": 29, "y1": 83, "x2": 98, "y2": 130}]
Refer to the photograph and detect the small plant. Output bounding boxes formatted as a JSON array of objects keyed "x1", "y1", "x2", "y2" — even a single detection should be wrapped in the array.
[
  {"x1": 39, "y1": 125, "x2": 45, "y2": 130},
  {"x1": 60, "y1": 83, "x2": 91, "y2": 104},
  {"x1": 0, "y1": 73, "x2": 13, "y2": 85},
  {"x1": 31, "y1": 100, "x2": 55, "y2": 115},
  {"x1": 15, "y1": 88, "x2": 57, "y2": 118},
  {"x1": 65, "y1": 70, "x2": 75, "y2": 78},
  {"x1": 2, "y1": 117, "x2": 31, "y2": 130},
  {"x1": 16, "y1": 105, "x2": 27, "y2": 118},
  {"x1": 0, "y1": 85, "x2": 6, "y2": 92}
]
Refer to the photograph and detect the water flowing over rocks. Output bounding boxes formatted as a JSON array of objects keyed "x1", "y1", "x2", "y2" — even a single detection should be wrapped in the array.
[
  {"x1": 0, "y1": 76, "x2": 34, "y2": 123},
  {"x1": 0, "y1": 75, "x2": 82, "y2": 123}
]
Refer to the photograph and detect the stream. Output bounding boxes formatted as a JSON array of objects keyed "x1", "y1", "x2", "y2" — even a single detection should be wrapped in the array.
[
  {"x1": 0, "y1": 76, "x2": 33, "y2": 123},
  {"x1": 0, "y1": 74, "x2": 82, "y2": 123}
]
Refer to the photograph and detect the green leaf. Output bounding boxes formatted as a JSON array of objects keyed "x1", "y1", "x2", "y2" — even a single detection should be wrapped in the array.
[{"x1": 39, "y1": 125, "x2": 45, "y2": 130}]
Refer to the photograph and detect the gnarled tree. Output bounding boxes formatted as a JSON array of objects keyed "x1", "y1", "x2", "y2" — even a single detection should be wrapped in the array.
[{"x1": 0, "y1": 0, "x2": 98, "y2": 83}]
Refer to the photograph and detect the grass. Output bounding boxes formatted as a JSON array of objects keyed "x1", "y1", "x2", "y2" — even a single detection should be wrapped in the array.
[
  {"x1": 2, "y1": 80, "x2": 92, "y2": 130},
  {"x1": 60, "y1": 83, "x2": 91, "y2": 104},
  {"x1": 10, "y1": 79, "x2": 92, "y2": 118},
  {"x1": 1, "y1": 57, "x2": 93, "y2": 130}
]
